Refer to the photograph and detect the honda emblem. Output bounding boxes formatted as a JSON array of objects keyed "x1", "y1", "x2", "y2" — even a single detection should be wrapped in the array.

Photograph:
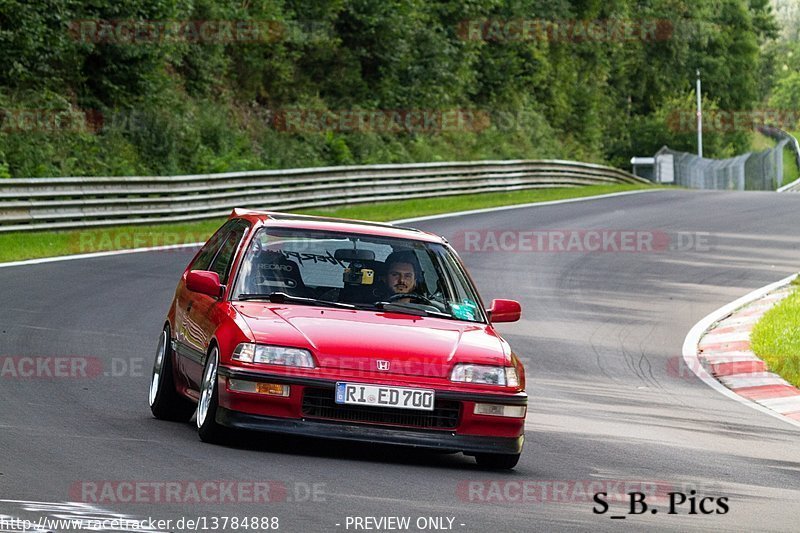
[{"x1": 377, "y1": 360, "x2": 390, "y2": 371}]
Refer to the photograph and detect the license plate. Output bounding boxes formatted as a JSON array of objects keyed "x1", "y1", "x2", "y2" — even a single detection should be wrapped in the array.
[{"x1": 335, "y1": 382, "x2": 435, "y2": 411}]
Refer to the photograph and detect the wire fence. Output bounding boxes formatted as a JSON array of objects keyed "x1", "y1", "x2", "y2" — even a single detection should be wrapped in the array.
[
  {"x1": 763, "y1": 126, "x2": 800, "y2": 192},
  {"x1": 654, "y1": 140, "x2": 788, "y2": 191}
]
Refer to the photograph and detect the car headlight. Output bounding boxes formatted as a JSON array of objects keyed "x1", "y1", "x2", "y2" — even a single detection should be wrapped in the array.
[
  {"x1": 232, "y1": 343, "x2": 315, "y2": 368},
  {"x1": 450, "y1": 364, "x2": 519, "y2": 387}
]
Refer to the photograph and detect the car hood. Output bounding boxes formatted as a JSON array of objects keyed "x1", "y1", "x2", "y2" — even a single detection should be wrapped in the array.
[{"x1": 234, "y1": 303, "x2": 510, "y2": 378}]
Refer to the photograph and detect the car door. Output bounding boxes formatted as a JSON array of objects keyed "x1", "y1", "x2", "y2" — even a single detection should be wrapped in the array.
[
  {"x1": 182, "y1": 220, "x2": 250, "y2": 390},
  {"x1": 175, "y1": 220, "x2": 238, "y2": 389}
]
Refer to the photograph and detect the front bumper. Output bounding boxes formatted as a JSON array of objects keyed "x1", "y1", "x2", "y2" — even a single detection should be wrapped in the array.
[
  {"x1": 216, "y1": 366, "x2": 526, "y2": 455},
  {"x1": 216, "y1": 407, "x2": 524, "y2": 455}
]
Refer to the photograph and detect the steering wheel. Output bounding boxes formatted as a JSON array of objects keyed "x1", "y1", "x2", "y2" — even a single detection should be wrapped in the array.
[{"x1": 384, "y1": 292, "x2": 440, "y2": 308}]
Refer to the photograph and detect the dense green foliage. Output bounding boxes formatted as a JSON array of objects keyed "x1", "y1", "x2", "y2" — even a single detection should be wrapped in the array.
[
  {"x1": 761, "y1": 1, "x2": 800, "y2": 112},
  {"x1": 0, "y1": 0, "x2": 781, "y2": 177}
]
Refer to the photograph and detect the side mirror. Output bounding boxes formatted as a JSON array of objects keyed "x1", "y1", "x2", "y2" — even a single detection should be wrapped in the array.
[
  {"x1": 488, "y1": 299, "x2": 521, "y2": 323},
  {"x1": 186, "y1": 270, "x2": 223, "y2": 298}
]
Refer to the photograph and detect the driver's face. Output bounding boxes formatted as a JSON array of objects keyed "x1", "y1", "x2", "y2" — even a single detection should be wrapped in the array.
[{"x1": 386, "y1": 262, "x2": 416, "y2": 294}]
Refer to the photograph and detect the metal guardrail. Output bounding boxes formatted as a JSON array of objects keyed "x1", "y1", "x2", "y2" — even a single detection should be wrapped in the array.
[{"x1": 0, "y1": 159, "x2": 649, "y2": 233}]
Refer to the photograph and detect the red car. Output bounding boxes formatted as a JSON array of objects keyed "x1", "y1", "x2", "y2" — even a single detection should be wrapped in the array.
[{"x1": 149, "y1": 209, "x2": 526, "y2": 469}]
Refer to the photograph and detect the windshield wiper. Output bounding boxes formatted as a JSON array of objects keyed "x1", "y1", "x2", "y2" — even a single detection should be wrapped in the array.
[
  {"x1": 238, "y1": 292, "x2": 356, "y2": 309},
  {"x1": 374, "y1": 301, "x2": 452, "y2": 319},
  {"x1": 238, "y1": 293, "x2": 451, "y2": 317}
]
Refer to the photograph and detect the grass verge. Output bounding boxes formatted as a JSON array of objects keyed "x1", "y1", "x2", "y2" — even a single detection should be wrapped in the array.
[
  {"x1": 784, "y1": 130, "x2": 800, "y2": 187},
  {"x1": 0, "y1": 183, "x2": 655, "y2": 264},
  {"x1": 750, "y1": 277, "x2": 800, "y2": 388},
  {"x1": 782, "y1": 145, "x2": 800, "y2": 187}
]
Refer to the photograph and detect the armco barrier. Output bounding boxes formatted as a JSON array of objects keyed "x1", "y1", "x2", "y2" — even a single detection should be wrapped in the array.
[{"x1": 0, "y1": 159, "x2": 649, "y2": 232}]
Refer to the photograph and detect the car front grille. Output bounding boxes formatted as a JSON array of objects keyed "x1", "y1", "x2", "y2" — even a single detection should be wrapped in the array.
[{"x1": 301, "y1": 387, "x2": 460, "y2": 430}]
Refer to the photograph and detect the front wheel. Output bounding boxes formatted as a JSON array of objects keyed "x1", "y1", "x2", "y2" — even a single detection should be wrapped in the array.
[
  {"x1": 474, "y1": 453, "x2": 521, "y2": 470},
  {"x1": 149, "y1": 326, "x2": 194, "y2": 421},
  {"x1": 197, "y1": 347, "x2": 227, "y2": 443}
]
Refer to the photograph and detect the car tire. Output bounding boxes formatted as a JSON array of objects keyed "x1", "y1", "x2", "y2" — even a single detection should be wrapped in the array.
[
  {"x1": 474, "y1": 453, "x2": 521, "y2": 470},
  {"x1": 197, "y1": 346, "x2": 227, "y2": 443},
  {"x1": 149, "y1": 325, "x2": 195, "y2": 421}
]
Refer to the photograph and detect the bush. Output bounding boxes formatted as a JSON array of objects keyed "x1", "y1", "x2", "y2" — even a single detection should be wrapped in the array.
[{"x1": 0, "y1": 0, "x2": 777, "y2": 177}]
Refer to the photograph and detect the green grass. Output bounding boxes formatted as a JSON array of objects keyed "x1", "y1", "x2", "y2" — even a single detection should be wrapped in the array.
[
  {"x1": 750, "y1": 278, "x2": 800, "y2": 388},
  {"x1": 784, "y1": 130, "x2": 800, "y2": 187},
  {"x1": 782, "y1": 144, "x2": 800, "y2": 186},
  {"x1": 751, "y1": 131, "x2": 776, "y2": 152},
  {"x1": 0, "y1": 183, "x2": 654, "y2": 263}
]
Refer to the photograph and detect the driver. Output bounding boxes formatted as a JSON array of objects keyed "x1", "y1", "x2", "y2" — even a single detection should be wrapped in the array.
[{"x1": 383, "y1": 250, "x2": 423, "y2": 302}]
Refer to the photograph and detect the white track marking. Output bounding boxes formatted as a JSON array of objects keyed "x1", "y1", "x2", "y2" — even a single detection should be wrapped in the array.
[
  {"x1": 759, "y1": 396, "x2": 800, "y2": 413},
  {"x1": 717, "y1": 373, "x2": 789, "y2": 388},
  {"x1": 392, "y1": 188, "x2": 663, "y2": 224}
]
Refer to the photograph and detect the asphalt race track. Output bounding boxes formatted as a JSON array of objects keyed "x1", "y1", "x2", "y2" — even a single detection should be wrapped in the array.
[{"x1": 1, "y1": 189, "x2": 799, "y2": 532}]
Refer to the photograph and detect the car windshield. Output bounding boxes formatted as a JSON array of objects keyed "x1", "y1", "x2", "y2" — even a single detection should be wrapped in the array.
[{"x1": 232, "y1": 227, "x2": 486, "y2": 322}]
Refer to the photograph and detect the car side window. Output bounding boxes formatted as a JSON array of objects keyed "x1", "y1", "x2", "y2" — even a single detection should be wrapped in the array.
[
  {"x1": 208, "y1": 221, "x2": 250, "y2": 285},
  {"x1": 191, "y1": 220, "x2": 239, "y2": 271}
]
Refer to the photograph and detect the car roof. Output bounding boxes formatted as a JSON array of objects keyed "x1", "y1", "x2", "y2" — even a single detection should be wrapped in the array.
[{"x1": 228, "y1": 208, "x2": 445, "y2": 243}]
